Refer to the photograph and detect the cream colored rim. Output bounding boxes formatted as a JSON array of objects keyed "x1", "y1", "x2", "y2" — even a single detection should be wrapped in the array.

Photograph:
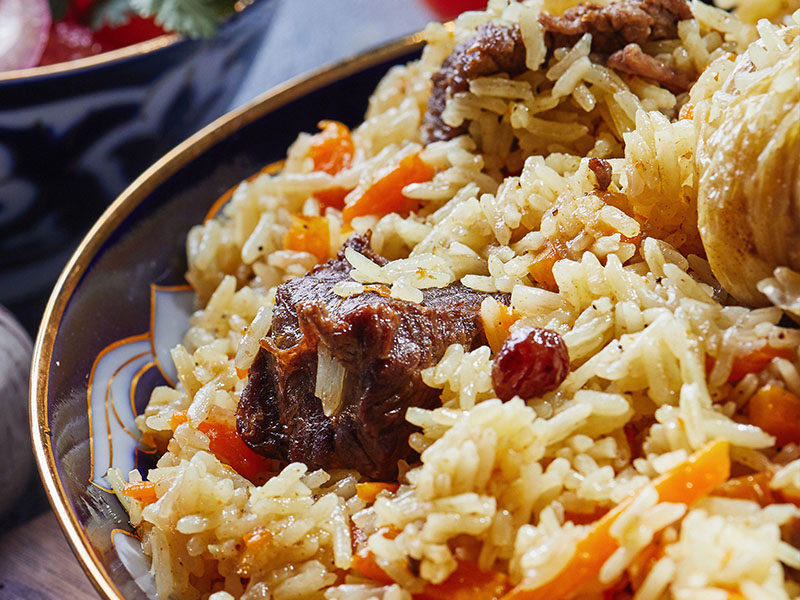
[{"x1": 29, "y1": 32, "x2": 424, "y2": 600}]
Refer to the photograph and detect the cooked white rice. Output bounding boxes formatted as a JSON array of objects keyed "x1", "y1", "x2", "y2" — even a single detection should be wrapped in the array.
[{"x1": 115, "y1": 2, "x2": 800, "y2": 599}]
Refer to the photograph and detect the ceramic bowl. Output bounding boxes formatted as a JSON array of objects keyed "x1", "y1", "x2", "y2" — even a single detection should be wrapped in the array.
[
  {"x1": 0, "y1": 0, "x2": 278, "y2": 333},
  {"x1": 30, "y1": 35, "x2": 423, "y2": 600}
]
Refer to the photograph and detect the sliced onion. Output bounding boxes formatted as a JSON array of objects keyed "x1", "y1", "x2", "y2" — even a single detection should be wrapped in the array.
[
  {"x1": 0, "y1": 0, "x2": 52, "y2": 72},
  {"x1": 316, "y1": 345, "x2": 347, "y2": 418}
]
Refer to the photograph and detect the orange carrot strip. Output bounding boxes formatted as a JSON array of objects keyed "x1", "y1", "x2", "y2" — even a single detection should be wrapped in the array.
[
  {"x1": 122, "y1": 481, "x2": 158, "y2": 504},
  {"x1": 169, "y1": 410, "x2": 188, "y2": 430},
  {"x1": 350, "y1": 521, "x2": 510, "y2": 599},
  {"x1": 283, "y1": 215, "x2": 330, "y2": 264},
  {"x1": 619, "y1": 231, "x2": 642, "y2": 246},
  {"x1": 484, "y1": 301, "x2": 520, "y2": 354},
  {"x1": 140, "y1": 431, "x2": 158, "y2": 451},
  {"x1": 314, "y1": 186, "x2": 352, "y2": 210},
  {"x1": 351, "y1": 550, "x2": 509, "y2": 600},
  {"x1": 730, "y1": 346, "x2": 795, "y2": 382},
  {"x1": 197, "y1": 421, "x2": 273, "y2": 482},
  {"x1": 352, "y1": 547, "x2": 395, "y2": 585},
  {"x1": 356, "y1": 482, "x2": 400, "y2": 503},
  {"x1": 243, "y1": 527, "x2": 272, "y2": 550},
  {"x1": 308, "y1": 120, "x2": 354, "y2": 175},
  {"x1": 342, "y1": 154, "x2": 434, "y2": 224},
  {"x1": 502, "y1": 439, "x2": 731, "y2": 600},
  {"x1": 652, "y1": 440, "x2": 730, "y2": 503},
  {"x1": 350, "y1": 524, "x2": 509, "y2": 599},
  {"x1": 416, "y1": 559, "x2": 510, "y2": 600},
  {"x1": 528, "y1": 240, "x2": 566, "y2": 292},
  {"x1": 308, "y1": 121, "x2": 356, "y2": 209},
  {"x1": 706, "y1": 346, "x2": 796, "y2": 382},
  {"x1": 351, "y1": 526, "x2": 399, "y2": 585},
  {"x1": 236, "y1": 367, "x2": 249, "y2": 380},
  {"x1": 748, "y1": 385, "x2": 800, "y2": 446},
  {"x1": 170, "y1": 411, "x2": 272, "y2": 481}
]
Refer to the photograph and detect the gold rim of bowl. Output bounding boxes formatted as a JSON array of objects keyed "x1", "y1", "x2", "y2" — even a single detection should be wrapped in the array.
[{"x1": 29, "y1": 32, "x2": 423, "y2": 600}]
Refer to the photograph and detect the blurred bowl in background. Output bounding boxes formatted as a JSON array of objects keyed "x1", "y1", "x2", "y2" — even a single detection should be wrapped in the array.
[{"x1": 0, "y1": 0, "x2": 278, "y2": 333}]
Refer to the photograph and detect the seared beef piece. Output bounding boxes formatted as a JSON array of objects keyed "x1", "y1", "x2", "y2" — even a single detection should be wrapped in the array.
[
  {"x1": 237, "y1": 234, "x2": 493, "y2": 480},
  {"x1": 422, "y1": 0, "x2": 691, "y2": 143},
  {"x1": 423, "y1": 22, "x2": 527, "y2": 142},
  {"x1": 608, "y1": 43, "x2": 693, "y2": 92},
  {"x1": 538, "y1": 0, "x2": 692, "y2": 55}
]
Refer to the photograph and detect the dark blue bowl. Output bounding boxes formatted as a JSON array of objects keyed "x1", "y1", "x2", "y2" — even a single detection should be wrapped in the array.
[
  {"x1": 30, "y1": 35, "x2": 423, "y2": 599},
  {"x1": 0, "y1": 0, "x2": 278, "y2": 333}
]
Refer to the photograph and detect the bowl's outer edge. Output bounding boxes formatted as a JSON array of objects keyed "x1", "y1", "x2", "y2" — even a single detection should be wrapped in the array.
[{"x1": 29, "y1": 32, "x2": 424, "y2": 600}]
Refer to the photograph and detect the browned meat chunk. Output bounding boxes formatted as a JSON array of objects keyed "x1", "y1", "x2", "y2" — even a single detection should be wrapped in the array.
[
  {"x1": 588, "y1": 157, "x2": 613, "y2": 191},
  {"x1": 237, "y1": 234, "x2": 494, "y2": 479},
  {"x1": 608, "y1": 42, "x2": 694, "y2": 92},
  {"x1": 423, "y1": 0, "x2": 692, "y2": 143},
  {"x1": 539, "y1": 0, "x2": 692, "y2": 54},
  {"x1": 422, "y1": 22, "x2": 527, "y2": 142}
]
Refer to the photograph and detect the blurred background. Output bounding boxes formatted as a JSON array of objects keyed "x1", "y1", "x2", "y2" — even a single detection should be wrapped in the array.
[
  {"x1": 0, "y1": 0, "x2": 458, "y2": 597},
  {"x1": 231, "y1": 0, "x2": 439, "y2": 108}
]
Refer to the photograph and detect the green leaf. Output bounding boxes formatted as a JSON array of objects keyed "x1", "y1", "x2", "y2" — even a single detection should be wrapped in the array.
[
  {"x1": 91, "y1": 0, "x2": 137, "y2": 29},
  {"x1": 130, "y1": 0, "x2": 238, "y2": 39}
]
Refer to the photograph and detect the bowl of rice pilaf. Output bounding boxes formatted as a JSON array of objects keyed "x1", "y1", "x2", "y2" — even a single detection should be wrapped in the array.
[{"x1": 32, "y1": 1, "x2": 800, "y2": 599}]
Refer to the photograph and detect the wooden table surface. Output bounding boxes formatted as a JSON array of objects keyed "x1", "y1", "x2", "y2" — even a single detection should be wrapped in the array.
[{"x1": 0, "y1": 511, "x2": 98, "y2": 600}]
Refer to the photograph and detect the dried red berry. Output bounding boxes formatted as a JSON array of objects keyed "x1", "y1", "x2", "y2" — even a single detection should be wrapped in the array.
[{"x1": 491, "y1": 326, "x2": 569, "y2": 401}]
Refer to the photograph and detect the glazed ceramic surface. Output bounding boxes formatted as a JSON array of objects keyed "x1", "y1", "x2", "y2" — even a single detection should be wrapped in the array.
[
  {"x1": 30, "y1": 36, "x2": 423, "y2": 600},
  {"x1": 0, "y1": 0, "x2": 278, "y2": 331}
]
